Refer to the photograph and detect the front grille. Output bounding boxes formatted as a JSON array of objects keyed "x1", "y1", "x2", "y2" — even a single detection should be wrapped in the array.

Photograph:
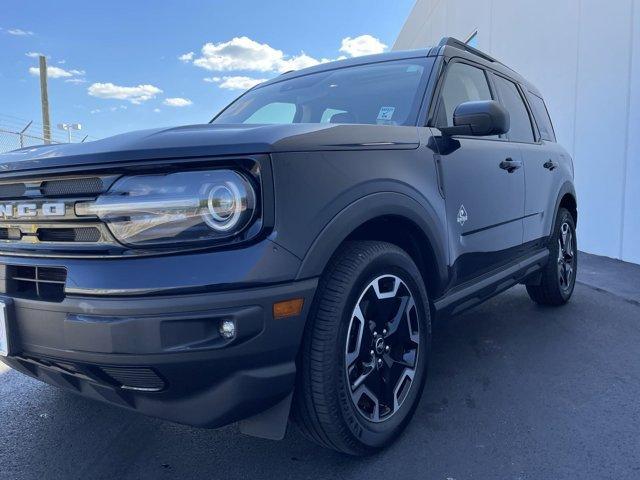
[
  {"x1": 1, "y1": 227, "x2": 101, "y2": 242},
  {"x1": 0, "y1": 174, "x2": 119, "y2": 255},
  {"x1": 0, "y1": 183, "x2": 26, "y2": 199},
  {"x1": 99, "y1": 366, "x2": 166, "y2": 392},
  {"x1": 5, "y1": 265, "x2": 67, "y2": 302},
  {"x1": 41, "y1": 177, "x2": 104, "y2": 197},
  {"x1": 0, "y1": 227, "x2": 21, "y2": 240},
  {"x1": 37, "y1": 227, "x2": 101, "y2": 243},
  {"x1": 0, "y1": 176, "x2": 106, "y2": 199}
]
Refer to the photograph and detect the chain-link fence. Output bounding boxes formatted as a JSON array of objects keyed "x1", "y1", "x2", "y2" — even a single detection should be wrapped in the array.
[{"x1": 0, "y1": 114, "x2": 93, "y2": 154}]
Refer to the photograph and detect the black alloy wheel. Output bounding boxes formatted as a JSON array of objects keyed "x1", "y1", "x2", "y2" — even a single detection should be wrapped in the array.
[
  {"x1": 526, "y1": 207, "x2": 578, "y2": 305},
  {"x1": 345, "y1": 274, "x2": 420, "y2": 423}
]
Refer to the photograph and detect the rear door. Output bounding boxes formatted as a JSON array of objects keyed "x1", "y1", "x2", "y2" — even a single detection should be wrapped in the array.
[
  {"x1": 521, "y1": 91, "x2": 563, "y2": 243},
  {"x1": 432, "y1": 60, "x2": 525, "y2": 286},
  {"x1": 489, "y1": 74, "x2": 558, "y2": 245}
]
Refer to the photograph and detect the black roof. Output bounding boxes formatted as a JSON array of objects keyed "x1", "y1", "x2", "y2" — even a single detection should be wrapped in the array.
[
  {"x1": 435, "y1": 37, "x2": 541, "y2": 95},
  {"x1": 259, "y1": 37, "x2": 541, "y2": 96}
]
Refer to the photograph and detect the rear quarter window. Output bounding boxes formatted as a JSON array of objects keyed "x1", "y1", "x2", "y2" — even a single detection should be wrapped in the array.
[{"x1": 526, "y1": 92, "x2": 556, "y2": 142}]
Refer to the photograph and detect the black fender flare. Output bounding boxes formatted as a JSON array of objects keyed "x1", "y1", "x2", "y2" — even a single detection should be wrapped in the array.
[
  {"x1": 550, "y1": 181, "x2": 577, "y2": 233},
  {"x1": 295, "y1": 191, "x2": 448, "y2": 290}
]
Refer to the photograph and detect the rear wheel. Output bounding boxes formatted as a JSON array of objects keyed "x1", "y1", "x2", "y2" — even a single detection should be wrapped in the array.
[
  {"x1": 293, "y1": 241, "x2": 431, "y2": 455},
  {"x1": 526, "y1": 208, "x2": 577, "y2": 305}
]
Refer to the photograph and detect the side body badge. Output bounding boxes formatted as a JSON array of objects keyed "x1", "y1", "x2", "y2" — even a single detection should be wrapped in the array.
[{"x1": 457, "y1": 205, "x2": 468, "y2": 226}]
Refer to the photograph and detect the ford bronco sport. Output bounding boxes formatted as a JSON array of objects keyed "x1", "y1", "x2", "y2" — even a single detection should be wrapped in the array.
[{"x1": 0, "y1": 38, "x2": 577, "y2": 455}]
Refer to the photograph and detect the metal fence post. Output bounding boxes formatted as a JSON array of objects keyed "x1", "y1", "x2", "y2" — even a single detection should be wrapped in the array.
[{"x1": 19, "y1": 121, "x2": 33, "y2": 149}]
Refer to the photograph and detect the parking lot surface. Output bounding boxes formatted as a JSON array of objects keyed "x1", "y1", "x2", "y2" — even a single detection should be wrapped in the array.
[{"x1": 2, "y1": 254, "x2": 639, "y2": 480}]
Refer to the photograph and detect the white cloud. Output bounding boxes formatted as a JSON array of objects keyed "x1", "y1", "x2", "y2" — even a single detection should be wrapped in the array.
[
  {"x1": 29, "y1": 65, "x2": 72, "y2": 78},
  {"x1": 88, "y1": 83, "x2": 162, "y2": 104},
  {"x1": 163, "y1": 97, "x2": 193, "y2": 107},
  {"x1": 7, "y1": 28, "x2": 34, "y2": 36},
  {"x1": 193, "y1": 36, "x2": 284, "y2": 72},
  {"x1": 25, "y1": 51, "x2": 46, "y2": 58},
  {"x1": 190, "y1": 36, "x2": 323, "y2": 74},
  {"x1": 183, "y1": 34, "x2": 387, "y2": 76},
  {"x1": 339, "y1": 35, "x2": 387, "y2": 57},
  {"x1": 29, "y1": 64, "x2": 85, "y2": 80},
  {"x1": 278, "y1": 53, "x2": 326, "y2": 72},
  {"x1": 58, "y1": 59, "x2": 66, "y2": 64},
  {"x1": 205, "y1": 75, "x2": 267, "y2": 91},
  {"x1": 178, "y1": 51, "x2": 194, "y2": 62},
  {"x1": 153, "y1": 108, "x2": 161, "y2": 113},
  {"x1": 65, "y1": 78, "x2": 87, "y2": 84}
]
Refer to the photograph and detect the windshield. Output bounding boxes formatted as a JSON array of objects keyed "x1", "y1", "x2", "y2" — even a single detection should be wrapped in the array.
[{"x1": 212, "y1": 58, "x2": 434, "y2": 127}]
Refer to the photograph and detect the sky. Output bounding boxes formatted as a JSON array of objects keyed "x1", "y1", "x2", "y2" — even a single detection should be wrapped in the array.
[{"x1": 0, "y1": 0, "x2": 415, "y2": 141}]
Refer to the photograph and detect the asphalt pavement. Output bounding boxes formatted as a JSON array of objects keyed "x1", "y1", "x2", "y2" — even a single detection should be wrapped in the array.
[{"x1": 1, "y1": 253, "x2": 639, "y2": 480}]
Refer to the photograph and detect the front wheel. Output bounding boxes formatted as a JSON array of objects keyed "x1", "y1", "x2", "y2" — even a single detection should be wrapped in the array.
[
  {"x1": 526, "y1": 207, "x2": 577, "y2": 305},
  {"x1": 293, "y1": 241, "x2": 431, "y2": 455}
]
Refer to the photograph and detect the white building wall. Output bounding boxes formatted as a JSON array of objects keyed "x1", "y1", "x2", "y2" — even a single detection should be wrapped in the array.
[{"x1": 395, "y1": 0, "x2": 640, "y2": 263}]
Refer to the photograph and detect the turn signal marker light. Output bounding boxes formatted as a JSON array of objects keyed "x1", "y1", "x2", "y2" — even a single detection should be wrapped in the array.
[{"x1": 273, "y1": 298, "x2": 304, "y2": 319}]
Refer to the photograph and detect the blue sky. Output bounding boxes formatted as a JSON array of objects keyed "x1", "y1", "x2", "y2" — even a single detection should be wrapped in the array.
[{"x1": 1, "y1": 1, "x2": 415, "y2": 140}]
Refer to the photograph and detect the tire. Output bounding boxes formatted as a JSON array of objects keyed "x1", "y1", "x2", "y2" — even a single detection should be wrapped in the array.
[
  {"x1": 526, "y1": 208, "x2": 578, "y2": 305},
  {"x1": 292, "y1": 241, "x2": 431, "y2": 455}
]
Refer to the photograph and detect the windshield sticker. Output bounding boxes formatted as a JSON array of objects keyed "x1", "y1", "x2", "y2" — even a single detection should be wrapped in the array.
[{"x1": 377, "y1": 107, "x2": 395, "y2": 121}]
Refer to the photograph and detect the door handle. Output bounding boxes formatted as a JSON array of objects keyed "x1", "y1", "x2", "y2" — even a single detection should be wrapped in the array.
[
  {"x1": 543, "y1": 159, "x2": 558, "y2": 171},
  {"x1": 499, "y1": 158, "x2": 522, "y2": 173}
]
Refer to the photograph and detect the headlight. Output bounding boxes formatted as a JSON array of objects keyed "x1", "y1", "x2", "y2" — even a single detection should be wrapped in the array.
[{"x1": 76, "y1": 170, "x2": 257, "y2": 247}]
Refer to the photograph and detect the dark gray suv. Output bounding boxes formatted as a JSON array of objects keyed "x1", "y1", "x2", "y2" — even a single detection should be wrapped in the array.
[{"x1": 0, "y1": 37, "x2": 577, "y2": 455}]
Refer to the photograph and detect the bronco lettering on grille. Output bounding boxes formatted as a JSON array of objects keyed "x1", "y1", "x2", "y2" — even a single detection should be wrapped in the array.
[{"x1": 0, "y1": 202, "x2": 66, "y2": 219}]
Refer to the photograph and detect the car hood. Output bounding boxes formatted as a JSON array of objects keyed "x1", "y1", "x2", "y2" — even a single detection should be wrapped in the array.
[{"x1": 0, "y1": 123, "x2": 420, "y2": 174}]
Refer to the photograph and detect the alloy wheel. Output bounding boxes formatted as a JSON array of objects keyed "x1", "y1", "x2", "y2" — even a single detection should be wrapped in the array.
[
  {"x1": 345, "y1": 275, "x2": 420, "y2": 423},
  {"x1": 557, "y1": 222, "x2": 575, "y2": 291}
]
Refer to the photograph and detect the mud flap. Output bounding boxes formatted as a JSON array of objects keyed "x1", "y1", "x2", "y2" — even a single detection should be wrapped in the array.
[{"x1": 238, "y1": 392, "x2": 293, "y2": 440}]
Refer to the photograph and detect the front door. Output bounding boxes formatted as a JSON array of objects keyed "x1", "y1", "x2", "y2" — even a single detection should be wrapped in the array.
[{"x1": 432, "y1": 60, "x2": 525, "y2": 286}]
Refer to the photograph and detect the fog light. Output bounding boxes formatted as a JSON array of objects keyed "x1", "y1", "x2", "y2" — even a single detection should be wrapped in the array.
[{"x1": 219, "y1": 320, "x2": 236, "y2": 339}]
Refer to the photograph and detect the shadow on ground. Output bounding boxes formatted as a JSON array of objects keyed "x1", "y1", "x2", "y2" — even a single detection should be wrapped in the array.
[{"x1": 2, "y1": 284, "x2": 639, "y2": 480}]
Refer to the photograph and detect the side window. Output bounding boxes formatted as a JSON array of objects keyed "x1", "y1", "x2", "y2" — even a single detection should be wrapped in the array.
[
  {"x1": 526, "y1": 92, "x2": 556, "y2": 142},
  {"x1": 492, "y1": 76, "x2": 535, "y2": 143},
  {"x1": 244, "y1": 102, "x2": 296, "y2": 124},
  {"x1": 435, "y1": 62, "x2": 492, "y2": 127}
]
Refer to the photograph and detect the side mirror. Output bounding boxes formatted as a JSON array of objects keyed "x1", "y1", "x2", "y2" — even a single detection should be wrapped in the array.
[{"x1": 440, "y1": 100, "x2": 510, "y2": 137}]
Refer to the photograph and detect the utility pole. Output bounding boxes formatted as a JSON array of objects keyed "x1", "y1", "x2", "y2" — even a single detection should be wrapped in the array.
[{"x1": 39, "y1": 55, "x2": 51, "y2": 144}]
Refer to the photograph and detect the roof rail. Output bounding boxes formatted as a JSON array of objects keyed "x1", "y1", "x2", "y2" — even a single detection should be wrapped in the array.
[{"x1": 438, "y1": 37, "x2": 498, "y2": 63}]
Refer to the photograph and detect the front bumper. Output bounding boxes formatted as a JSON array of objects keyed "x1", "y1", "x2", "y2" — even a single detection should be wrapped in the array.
[{"x1": 0, "y1": 243, "x2": 318, "y2": 428}]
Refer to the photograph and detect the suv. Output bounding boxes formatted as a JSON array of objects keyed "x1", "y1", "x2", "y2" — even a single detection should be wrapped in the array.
[{"x1": 0, "y1": 38, "x2": 577, "y2": 455}]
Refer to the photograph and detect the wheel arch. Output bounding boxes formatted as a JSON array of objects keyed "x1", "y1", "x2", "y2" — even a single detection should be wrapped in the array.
[
  {"x1": 553, "y1": 182, "x2": 578, "y2": 229},
  {"x1": 295, "y1": 192, "x2": 448, "y2": 300}
]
